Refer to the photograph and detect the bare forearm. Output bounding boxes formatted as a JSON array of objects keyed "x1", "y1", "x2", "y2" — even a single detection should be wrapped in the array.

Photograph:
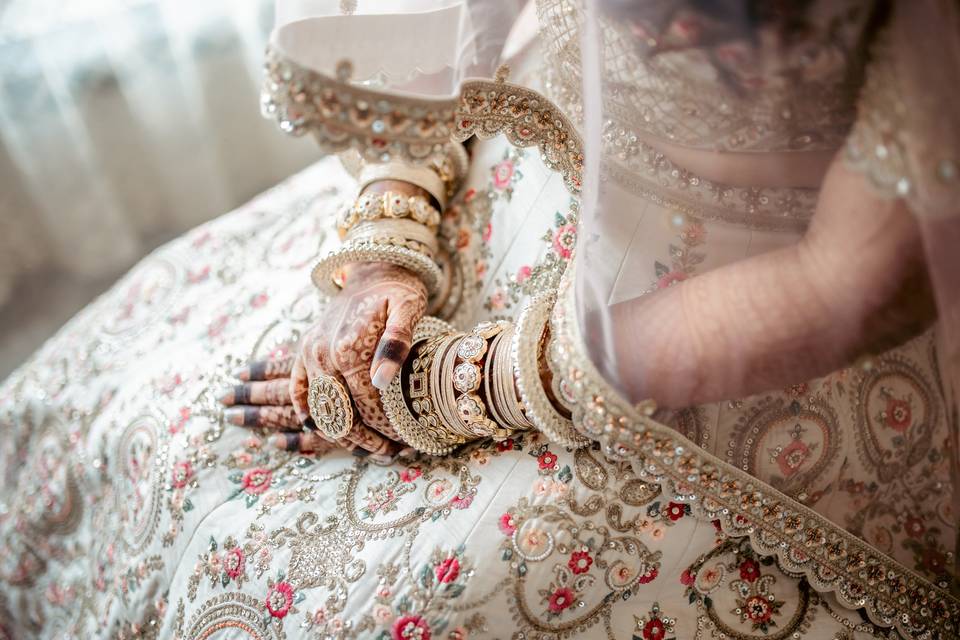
[{"x1": 609, "y1": 158, "x2": 936, "y2": 408}]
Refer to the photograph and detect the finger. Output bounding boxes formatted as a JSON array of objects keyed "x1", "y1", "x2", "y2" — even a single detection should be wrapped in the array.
[
  {"x1": 224, "y1": 405, "x2": 301, "y2": 429},
  {"x1": 370, "y1": 295, "x2": 423, "y2": 390},
  {"x1": 268, "y1": 431, "x2": 335, "y2": 454},
  {"x1": 233, "y1": 357, "x2": 295, "y2": 382},
  {"x1": 219, "y1": 379, "x2": 291, "y2": 406},
  {"x1": 290, "y1": 356, "x2": 311, "y2": 423},
  {"x1": 340, "y1": 424, "x2": 401, "y2": 460}
]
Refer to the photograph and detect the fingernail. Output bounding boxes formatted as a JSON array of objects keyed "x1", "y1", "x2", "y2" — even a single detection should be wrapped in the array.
[
  {"x1": 351, "y1": 448, "x2": 371, "y2": 458},
  {"x1": 231, "y1": 367, "x2": 249, "y2": 381},
  {"x1": 223, "y1": 408, "x2": 244, "y2": 426},
  {"x1": 217, "y1": 388, "x2": 234, "y2": 405},
  {"x1": 270, "y1": 434, "x2": 300, "y2": 451},
  {"x1": 302, "y1": 416, "x2": 317, "y2": 431},
  {"x1": 371, "y1": 361, "x2": 399, "y2": 390}
]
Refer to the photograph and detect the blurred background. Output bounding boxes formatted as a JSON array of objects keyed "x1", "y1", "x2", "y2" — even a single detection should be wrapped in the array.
[{"x1": 0, "y1": 0, "x2": 319, "y2": 378}]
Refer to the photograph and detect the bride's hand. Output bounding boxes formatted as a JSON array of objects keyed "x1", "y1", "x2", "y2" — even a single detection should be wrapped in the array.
[{"x1": 224, "y1": 261, "x2": 426, "y2": 458}]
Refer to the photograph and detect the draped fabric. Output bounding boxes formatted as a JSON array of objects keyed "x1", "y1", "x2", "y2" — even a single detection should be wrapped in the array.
[{"x1": 0, "y1": 0, "x2": 319, "y2": 306}]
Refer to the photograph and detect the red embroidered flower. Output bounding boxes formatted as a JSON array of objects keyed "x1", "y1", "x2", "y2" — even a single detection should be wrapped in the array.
[
  {"x1": 680, "y1": 568, "x2": 696, "y2": 586},
  {"x1": 642, "y1": 617, "x2": 666, "y2": 640},
  {"x1": 884, "y1": 397, "x2": 912, "y2": 432},
  {"x1": 400, "y1": 467, "x2": 422, "y2": 483},
  {"x1": 515, "y1": 265, "x2": 532, "y2": 284},
  {"x1": 392, "y1": 614, "x2": 431, "y2": 640},
  {"x1": 904, "y1": 516, "x2": 926, "y2": 539},
  {"x1": 241, "y1": 468, "x2": 272, "y2": 495},
  {"x1": 537, "y1": 451, "x2": 558, "y2": 470},
  {"x1": 463, "y1": 188, "x2": 477, "y2": 203},
  {"x1": 548, "y1": 587, "x2": 575, "y2": 613},
  {"x1": 739, "y1": 559, "x2": 761, "y2": 583},
  {"x1": 496, "y1": 438, "x2": 514, "y2": 452},
  {"x1": 744, "y1": 595, "x2": 773, "y2": 623},
  {"x1": 492, "y1": 160, "x2": 515, "y2": 189},
  {"x1": 224, "y1": 547, "x2": 245, "y2": 579},
  {"x1": 776, "y1": 439, "x2": 810, "y2": 477},
  {"x1": 498, "y1": 513, "x2": 517, "y2": 536},
  {"x1": 171, "y1": 461, "x2": 193, "y2": 489},
  {"x1": 656, "y1": 271, "x2": 688, "y2": 290},
  {"x1": 637, "y1": 565, "x2": 659, "y2": 584},
  {"x1": 552, "y1": 224, "x2": 577, "y2": 260},
  {"x1": 666, "y1": 501, "x2": 686, "y2": 521},
  {"x1": 265, "y1": 581, "x2": 294, "y2": 618},
  {"x1": 922, "y1": 547, "x2": 946, "y2": 575},
  {"x1": 434, "y1": 557, "x2": 461, "y2": 583},
  {"x1": 568, "y1": 551, "x2": 593, "y2": 575}
]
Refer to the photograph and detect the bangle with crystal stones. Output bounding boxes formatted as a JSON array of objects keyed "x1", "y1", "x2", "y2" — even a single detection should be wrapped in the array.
[
  {"x1": 311, "y1": 239, "x2": 443, "y2": 296},
  {"x1": 337, "y1": 191, "x2": 441, "y2": 238},
  {"x1": 453, "y1": 321, "x2": 512, "y2": 440},
  {"x1": 379, "y1": 316, "x2": 464, "y2": 456}
]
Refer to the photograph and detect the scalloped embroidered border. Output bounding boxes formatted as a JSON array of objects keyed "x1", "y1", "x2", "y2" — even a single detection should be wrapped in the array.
[{"x1": 547, "y1": 260, "x2": 960, "y2": 639}]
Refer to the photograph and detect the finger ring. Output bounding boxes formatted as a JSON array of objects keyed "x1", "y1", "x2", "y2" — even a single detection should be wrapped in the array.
[{"x1": 307, "y1": 374, "x2": 353, "y2": 440}]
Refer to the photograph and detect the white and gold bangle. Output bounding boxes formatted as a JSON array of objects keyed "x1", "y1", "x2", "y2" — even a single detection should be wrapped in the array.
[
  {"x1": 487, "y1": 327, "x2": 533, "y2": 431},
  {"x1": 453, "y1": 322, "x2": 511, "y2": 440},
  {"x1": 345, "y1": 219, "x2": 440, "y2": 258},
  {"x1": 311, "y1": 240, "x2": 443, "y2": 296},
  {"x1": 513, "y1": 293, "x2": 589, "y2": 448},
  {"x1": 358, "y1": 162, "x2": 447, "y2": 209}
]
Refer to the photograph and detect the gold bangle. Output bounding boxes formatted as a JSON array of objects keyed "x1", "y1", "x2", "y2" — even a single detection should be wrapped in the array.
[
  {"x1": 311, "y1": 240, "x2": 443, "y2": 296},
  {"x1": 379, "y1": 317, "x2": 463, "y2": 456},
  {"x1": 487, "y1": 327, "x2": 533, "y2": 431},
  {"x1": 512, "y1": 293, "x2": 589, "y2": 448},
  {"x1": 338, "y1": 191, "x2": 441, "y2": 237},
  {"x1": 345, "y1": 219, "x2": 439, "y2": 258},
  {"x1": 453, "y1": 322, "x2": 511, "y2": 440}
]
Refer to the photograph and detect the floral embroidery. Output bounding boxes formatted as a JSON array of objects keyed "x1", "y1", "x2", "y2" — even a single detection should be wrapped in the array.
[
  {"x1": 568, "y1": 549, "x2": 593, "y2": 574},
  {"x1": 547, "y1": 586, "x2": 576, "y2": 614},
  {"x1": 652, "y1": 217, "x2": 707, "y2": 291},
  {"x1": 392, "y1": 615, "x2": 431, "y2": 640},
  {"x1": 490, "y1": 148, "x2": 524, "y2": 200},
  {"x1": 633, "y1": 603, "x2": 676, "y2": 640},
  {"x1": 265, "y1": 578, "x2": 297, "y2": 618}
]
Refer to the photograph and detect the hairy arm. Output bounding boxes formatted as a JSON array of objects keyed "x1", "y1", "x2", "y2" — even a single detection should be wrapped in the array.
[{"x1": 610, "y1": 153, "x2": 937, "y2": 408}]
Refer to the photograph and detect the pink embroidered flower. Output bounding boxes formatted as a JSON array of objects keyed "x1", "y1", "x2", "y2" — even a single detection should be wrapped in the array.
[
  {"x1": 457, "y1": 228, "x2": 471, "y2": 249},
  {"x1": 680, "y1": 221, "x2": 705, "y2": 245},
  {"x1": 498, "y1": 513, "x2": 517, "y2": 536},
  {"x1": 884, "y1": 397, "x2": 912, "y2": 432},
  {"x1": 448, "y1": 628, "x2": 468, "y2": 640},
  {"x1": 904, "y1": 516, "x2": 926, "y2": 539},
  {"x1": 400, "y1": 467, "x2": 422, "y2": 483},
  {"x1": 224, "y1": 547, "x2": 245, "y2": 579},
  {"x1": 488, "y1": 290, "x2": 506, "y2": 310},
  {"x1": 171, "y1": 461, "x2": 193, "y2": 489},
  {"x1": 392, "y1": 614, "x2": 431, "y2": 640},
  {"x1": 568, "y1": 551, "x2": 593, "y2": 575},
  {"x1": 450, "y1": 494, "x2": 474, "y2": 510},
  {"x1": 475, "y1": 261, "x2": 488, "y2": 279},
  {"x1": 637, "y1": 565, "x2": 659, "y2": 584},
  {"x1": 372, "y1": 604, "x2": 392, "y2": 625},
  {"x1": 496, "y1": 438, "x2": 514, "y2": 452},
  {"x1": 739, "y1": 559, "x2": 761, "y2": 583},
  {"x1": 537, "y1": 451, "x2": 558, "y2": 470},
  {"x1": 552, "y1": 224, "x2": 577, "y2": 260},
  {"x1": 656, "y1": 271, "x2": 688, "y2": 289},
  {"x1": 207, "y1": 314, "x2": 229, "y2": 338},
  {"x1": 642, "y1": 617, "x2": 666, "y2": 640},
  {"x1": 697, "y1": 565, "x2": 723, "y2": 590},
  {"x1": 666, "y1": 501, "x2": 686, "y2": 521},
  {"x1": 463, "y1": 188, "x2": 477, "y2": 203},
  {"x1": 482, "y1": 222, "x2": 493, "y2": 243},
  {"x1": 776, "y1": 439, "x2": 810, "y2": 477},
  {"x1": 265, "y1": 581, "x2": 294, "y2": 618},
  {"x1": 515, "y1": 265, "x2": 532, "y2": 284},
  {"x1": 434, "y1": 557, "x2": 461, "y2": 583},
  {"x1": 241, "y1": 468, "x2": 272, "y2": 495},
  {"x1": 492, "y1": 160, "x2": 515, "y2": 189},
  {"x1": 744, "y1": 595, "x2": 773, "y2": 623},
  {"x1": 680, "y1": 568, "x2": 696, "y2": 586},
  {"x1": 250, "y1": 292, "x2": 269, "y2": 308},
  {"x1": 548, "y1": 587, "x2": 575, "y2": 613},
  {"x1": 518, "y1": 528, "x2": 549, "y2": 556}
]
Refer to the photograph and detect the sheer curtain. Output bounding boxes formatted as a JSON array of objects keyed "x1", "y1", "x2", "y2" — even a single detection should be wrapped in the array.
[{"x1": 0, "y1": 0, "x2": 320, "y2": 306}]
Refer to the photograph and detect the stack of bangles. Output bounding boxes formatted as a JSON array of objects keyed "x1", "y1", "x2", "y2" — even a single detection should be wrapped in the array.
[
  {"x1": 380, "y1": 318, "x2": 539, "y2": 455},
  {"x1": 311, "y1": 144, "x2": 467, "y2": 301}
]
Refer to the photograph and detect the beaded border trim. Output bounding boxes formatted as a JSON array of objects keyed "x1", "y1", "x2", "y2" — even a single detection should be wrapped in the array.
[{"x1": 547, "y1": 259, "x2": 960, "y2": 638}]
